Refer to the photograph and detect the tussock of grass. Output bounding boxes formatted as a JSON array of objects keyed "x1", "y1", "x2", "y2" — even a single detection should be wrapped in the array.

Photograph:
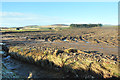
[{"x1": 8, "y1": 46, "x2": 119, "y2": 78}]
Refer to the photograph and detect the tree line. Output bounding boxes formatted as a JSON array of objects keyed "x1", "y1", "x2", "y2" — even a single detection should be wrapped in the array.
[{"x1": 70, "y1": 24, "x2": 102, "y2": 28}]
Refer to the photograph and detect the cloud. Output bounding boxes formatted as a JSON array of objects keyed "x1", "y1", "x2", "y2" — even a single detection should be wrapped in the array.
[
  {"x1": 1, "y1": 11, "x2": 117, "y2": 27},
  {"x1": 0, "y1": 12, "x2": 24, "y2": 17},
  {"x1": 1, "y1": 11, "x2": 72, "y2": 27}
]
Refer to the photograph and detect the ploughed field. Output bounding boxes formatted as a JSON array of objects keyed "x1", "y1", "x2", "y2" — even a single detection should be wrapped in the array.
[{"x1": 1, "y1": 27, "x2": 120, "y2": 79}]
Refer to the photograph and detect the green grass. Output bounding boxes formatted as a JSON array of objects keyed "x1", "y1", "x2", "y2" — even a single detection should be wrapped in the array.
[
  {"x1": 1, "y1": 27, "x2": 70, "y2": 32},
  {"x1": 1, "y1": 28, "x2": 53, "y2": 32}
]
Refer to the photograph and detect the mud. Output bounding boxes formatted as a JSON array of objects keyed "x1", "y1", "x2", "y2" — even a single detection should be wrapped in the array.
[
  {"x1": 1, "y1": 27, "x2": 119, "y2": 79},
  {"x1": 2, "y1": 55, "x2": 67, "y2": 78}
]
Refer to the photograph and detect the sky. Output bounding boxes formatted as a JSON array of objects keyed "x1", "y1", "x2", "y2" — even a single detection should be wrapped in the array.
[{"x1": 1, "y1": 2, "x2": 118, "y2": 27}]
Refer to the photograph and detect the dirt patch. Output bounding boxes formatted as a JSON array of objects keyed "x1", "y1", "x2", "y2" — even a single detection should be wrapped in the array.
[{"x1": 1, "y1": 27, "x2": 119, "y2": 79}]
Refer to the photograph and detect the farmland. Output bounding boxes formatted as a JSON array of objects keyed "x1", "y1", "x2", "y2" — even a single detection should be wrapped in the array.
[{"x1": 1, "y1": 26, "x2": 120, "y2": 79}]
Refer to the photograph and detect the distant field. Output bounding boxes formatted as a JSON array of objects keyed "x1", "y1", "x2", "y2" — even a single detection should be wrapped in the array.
[
  {"x1": 1, "y1": 26, "x2": 70, "y2": 32},
  {"x1": 1, "y1": 25, "x2": 118, "y2": 32},
  {"x1": 40, "y1": 25, "x2": 70, "y2": 28}
]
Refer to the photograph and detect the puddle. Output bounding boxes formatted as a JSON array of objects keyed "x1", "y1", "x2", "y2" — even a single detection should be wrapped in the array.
[
  {"x1": 82, "y1": 40, "x2": 90, "y2": 43},
  {"x1": 3, "y1": 56, "x2": 10, "y2": 60},
  {"x1": 73, "y1": 38, "x2": 78, "y2": 42},
  {"x1": 1, "y1": 44, "x2": 66, "y2": 78},
  {"x1": 73, "y1": 38, "x2": 75, "y2": 41},
  {"x1": 86, "y1": 42, "x2": 90, "y2": 43},
  {"x1": 62, "y1": 38, "x2": 78, "y2": 42},
  {"x1": 0, "y1": 51, "x2": 5, "y2": 54},
  {"x1": 2, "y1": 57, "x2": 67, "y2": 78},
  {"x1": 63, "y1": 39, "x2": 67, "y2": 41},
  {"x1": 0, "y1": 43, "x2": 5, "y2": 45}
]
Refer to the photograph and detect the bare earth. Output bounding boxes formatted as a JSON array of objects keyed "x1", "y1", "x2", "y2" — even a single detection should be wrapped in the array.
[
  {"x1": 1, "y1": 26, "x2": 119, "y2": 79},
  {"x1": 2, "y1": 27, "x2": 118, "y2": 55}
]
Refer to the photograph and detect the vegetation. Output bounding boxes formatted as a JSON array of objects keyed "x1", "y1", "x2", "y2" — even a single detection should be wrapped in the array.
[
  {"x1": 2, "y1": 26, "x2": 119, "y2": 79},
  {"x1": 8, "y1": 46, "x2": 119, "y2": 79},
  {"x1": 70, "y1": 24, "x2": 102, "y2": 28}
]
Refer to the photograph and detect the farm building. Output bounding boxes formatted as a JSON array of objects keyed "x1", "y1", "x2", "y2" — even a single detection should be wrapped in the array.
[{"x1": 70, "y1": 24, "x2": 102, "y2": 28}]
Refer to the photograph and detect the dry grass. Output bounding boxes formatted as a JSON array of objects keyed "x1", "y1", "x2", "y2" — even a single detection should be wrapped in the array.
[{"x1": 8, "y1": 46, "x2": 119, "y2": 79}]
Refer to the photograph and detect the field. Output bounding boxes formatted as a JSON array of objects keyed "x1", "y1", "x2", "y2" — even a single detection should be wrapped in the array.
[{"x1": 1, "y1": 26, "x2": 120, "y2": 79}]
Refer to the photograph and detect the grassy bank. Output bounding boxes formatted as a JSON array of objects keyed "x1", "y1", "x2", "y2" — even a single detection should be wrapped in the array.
[{"x1": 8, "y1": 46, "x2": 119, "y2": 79}]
